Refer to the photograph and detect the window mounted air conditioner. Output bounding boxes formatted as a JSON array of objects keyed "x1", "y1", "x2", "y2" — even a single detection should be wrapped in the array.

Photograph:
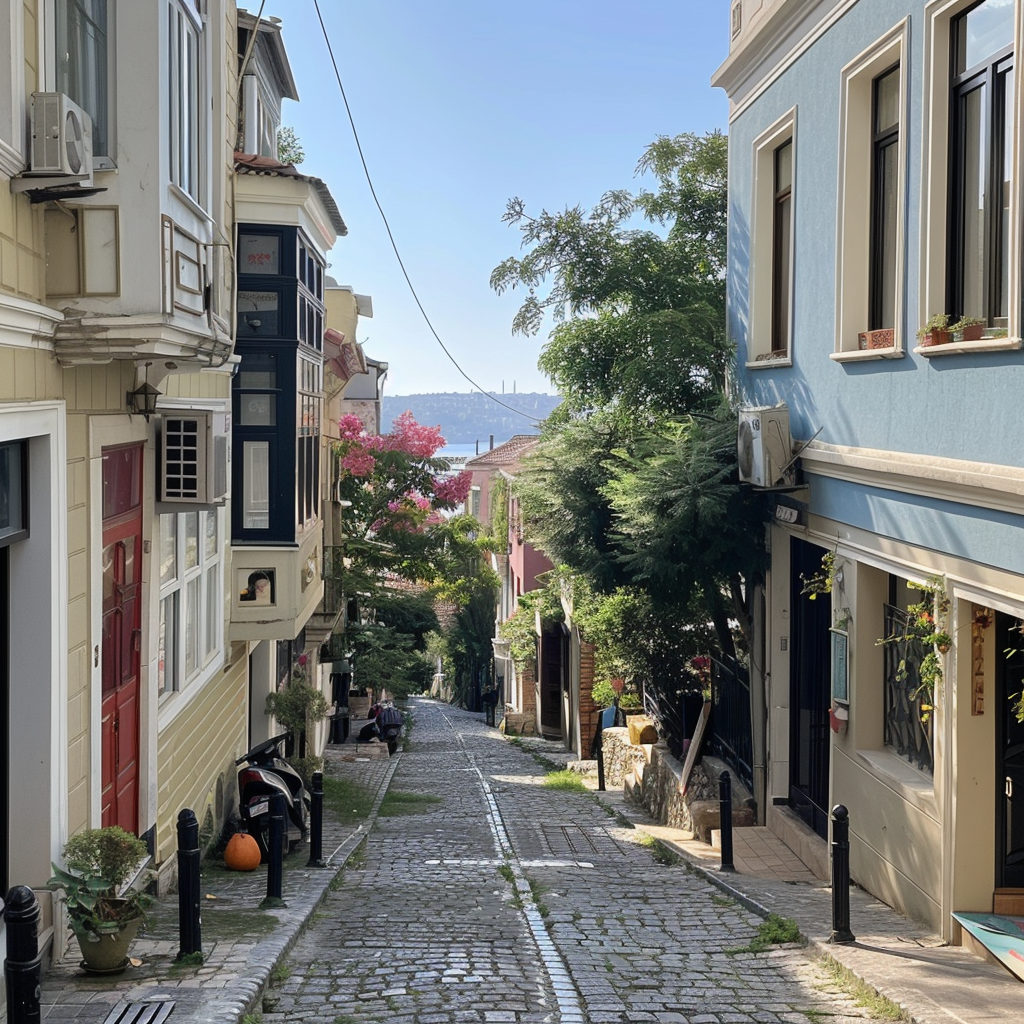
[
  {"x1": 159, "y1": 412, "x2": 230, "y2": 506},
  {"x1": 29, "y1": 92, "x2": 93, "y2": 182},
  {"x1": 737, "y1": 405, "x2": 793, "y2": 488}
]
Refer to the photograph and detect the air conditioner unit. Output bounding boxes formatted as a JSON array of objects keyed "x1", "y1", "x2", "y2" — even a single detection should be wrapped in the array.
[
  {"x1": 159, "y1": 412, "x2": 230, "y2": 506},
  {"x1": 737, "y1": 405, "x2": 792, "y2": 487},
  {"x1": 29, "y1": 92, "x2": 93, "y2": 181}
]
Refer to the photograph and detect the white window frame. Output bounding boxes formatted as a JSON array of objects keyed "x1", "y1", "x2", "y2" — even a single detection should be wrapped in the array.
[
  {"x1": 920, "y1": 0, "x2": 1023, "y2": 356},
  {"x1": 158, "y1": 508, "x2": 222, "y2": 697},
  {"x1": 833, "y1": 21, "x2": 909, "y2": 361},
  {"x1": 748, "y1": 108, "x2": 797, "y2": 367},
  {"x1": 168, "y1": 0, "x2": 205, "y2": 202}
]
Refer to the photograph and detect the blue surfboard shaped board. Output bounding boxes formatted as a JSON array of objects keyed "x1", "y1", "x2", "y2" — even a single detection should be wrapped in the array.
[{"x1": 952, "y1": 912, "x2": 1024, "y2": 982}]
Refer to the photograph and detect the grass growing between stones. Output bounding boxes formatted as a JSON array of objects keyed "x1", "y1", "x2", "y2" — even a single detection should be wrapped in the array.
[
  {"x1": 818, "y1": 955, "x2": 909, "y2": 1021},
  {"x1": 637, "y1": 833, "x2": 682, "y2": 865},
  {"x1": 498, "y1": 863, "x2": 514, "y2": 884},
  {"x1": 543, "y1": 769, "x2": 587, "y2": 793},
  {"x1": 322, "y1": 776, "x2": 376, "y2": 824},
  {"x1": 527, "y1": 877, "x2": 550, "y2": 917},
  {"x1": 726, "y1": 913, "x2": 803, "y2": 955},
  {"x1": 379, "y1": 789, "x2": 442, "y2": 816}
]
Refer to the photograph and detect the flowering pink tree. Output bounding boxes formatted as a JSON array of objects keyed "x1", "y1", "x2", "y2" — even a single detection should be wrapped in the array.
[{"x1": 333, "y1": 412, "x2": 474, "y2": 580}]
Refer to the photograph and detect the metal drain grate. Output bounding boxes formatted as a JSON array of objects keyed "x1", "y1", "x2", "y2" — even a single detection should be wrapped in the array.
[
  {"x1": 103, "y1": 1000, "x2": 175, "y2": 1024},
  {"x1": 540, "y1": 824, "x2": 626, "y2": 858}
]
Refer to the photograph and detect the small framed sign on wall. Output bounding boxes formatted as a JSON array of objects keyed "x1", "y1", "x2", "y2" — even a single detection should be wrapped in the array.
[{"x1": 831, "y1": 628, "x2": 849, "y2": 704}]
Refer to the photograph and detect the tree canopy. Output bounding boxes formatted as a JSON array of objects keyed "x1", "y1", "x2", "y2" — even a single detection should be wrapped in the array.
[
  {"x1": 491, "y1": 131, "x2": 730, "y2": 423},
  {"x1": 493, "y1": 131, "x2": 769, "y2": 675}
]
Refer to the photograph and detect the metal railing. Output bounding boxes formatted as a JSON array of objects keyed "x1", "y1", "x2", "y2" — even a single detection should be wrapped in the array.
[
  {"x1": 883, "y1": 604, "x2": 934, "y2": 774},
  {"x1": 708, "y1": 654, "x2": 753, "y2": 793}
]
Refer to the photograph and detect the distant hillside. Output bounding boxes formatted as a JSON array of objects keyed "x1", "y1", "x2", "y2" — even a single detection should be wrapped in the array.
[{"x1": 382, "y1": 392, "x2": 561, "y2": 445}]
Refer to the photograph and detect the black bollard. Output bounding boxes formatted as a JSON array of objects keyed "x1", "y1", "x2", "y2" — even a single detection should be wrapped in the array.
[
  {"x1": 306, "y1": 771, "x2": 324, "y2": 867},
  {"x1": 4, "y1": 885, "x2": 42, "y2": 1024},
  {"x1": 719, "y1": 771, "x2": 735, "y2": 872},
  {"x1": 830, "y1": 804, "x2": 855, "y2": 943},
  {"x1": 266, "y1": 793, "x2": 285, "y2": 901},
  {"x1": 176, "y1": 808, "x2": 202, "y2": 959},
  {"x1": 595, "y1": 731, "x2": 606, "y2": 792}
]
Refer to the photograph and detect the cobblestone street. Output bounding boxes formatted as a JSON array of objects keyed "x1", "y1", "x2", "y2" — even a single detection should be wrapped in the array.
[{"x1": 262, "y1": 701, "x2": 882, "y2": 1024}]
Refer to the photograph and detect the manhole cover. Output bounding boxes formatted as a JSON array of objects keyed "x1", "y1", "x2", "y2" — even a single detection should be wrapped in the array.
[
  {"x1": 540, "y1": 824, "x2": 626, "y2": 858},
  {"x1": 103, "y1": 1001, "x2": 175, "y2": 1024}
]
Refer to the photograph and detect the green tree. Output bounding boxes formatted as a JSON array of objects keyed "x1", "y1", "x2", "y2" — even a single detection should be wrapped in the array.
[
  {"x1": 491, "y1": 131, "x2": 729, "y2": 423},
  {"x1": 493, "y1": 131, "x2": 769, "y2": 663},
  {"x1": 277, "y1": 126, "x2": 304, "y2": 165}
]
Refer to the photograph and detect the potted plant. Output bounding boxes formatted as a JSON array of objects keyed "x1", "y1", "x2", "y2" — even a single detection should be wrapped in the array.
[
  {"x1": 917, "y1": 314, "x2": 952, "y2": 347},
  {"x1": 48, "y1": 826, "x2": 153, "y2": 973},
  {"x1": 951, "y1": 315, "x2": 985, "y2": 342}
]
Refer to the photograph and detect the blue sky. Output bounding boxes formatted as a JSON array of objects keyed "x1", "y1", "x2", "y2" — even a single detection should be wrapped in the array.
[{"x1": 247, "y1": 2, "x2": 730, "y2": 399}]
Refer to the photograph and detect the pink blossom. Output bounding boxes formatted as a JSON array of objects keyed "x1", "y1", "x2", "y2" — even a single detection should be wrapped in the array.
[
  {"x1": 433, "y1": 470, "x2": 472, "y2": 508},
  {"x1": 378, "y1": 411, "x2": 445, "y2": 458},
  {"x1": 338, "y1": 413, "x2": 367, "y2": 440},
  {"x1": 340, "y1": 450, "x2": 377, "y2": 476}
]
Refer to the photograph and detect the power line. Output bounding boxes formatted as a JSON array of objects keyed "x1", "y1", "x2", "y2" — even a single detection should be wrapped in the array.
[{"x1": 310, "y1": 0, "x2": 538, "y2": 424}]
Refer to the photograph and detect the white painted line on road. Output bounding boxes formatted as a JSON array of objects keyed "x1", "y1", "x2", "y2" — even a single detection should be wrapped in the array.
[{"x1": 438, "y1": 710, "x2": 587, "y2": 1024}]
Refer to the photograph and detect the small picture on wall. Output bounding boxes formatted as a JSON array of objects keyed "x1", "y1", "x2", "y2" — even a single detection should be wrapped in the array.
[{"x1": 238, "y1": 569, "x2": 275, "y2": 606}]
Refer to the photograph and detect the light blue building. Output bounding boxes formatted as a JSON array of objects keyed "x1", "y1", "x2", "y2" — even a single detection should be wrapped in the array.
[{"x1": 714, "y1": 0, "x2": 1024, "y2": 936}]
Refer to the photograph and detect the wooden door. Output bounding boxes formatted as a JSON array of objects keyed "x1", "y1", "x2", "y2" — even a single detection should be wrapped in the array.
[{"x1": 101, "y1": 445, "x2": 143, "y2": 833}]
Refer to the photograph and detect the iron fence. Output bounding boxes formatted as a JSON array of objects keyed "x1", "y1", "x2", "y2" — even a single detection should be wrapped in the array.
[
  {"x1": 882, "y1": 604, "x2": 934, "y2": 774},
  {"x1": 708, "y1": 654, "x2": 753, "y2": 793}
]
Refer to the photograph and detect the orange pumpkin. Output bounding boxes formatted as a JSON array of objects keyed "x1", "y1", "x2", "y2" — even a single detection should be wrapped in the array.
[{"x1": 224, "y1": 831, "x2": 261, "y2": 871}]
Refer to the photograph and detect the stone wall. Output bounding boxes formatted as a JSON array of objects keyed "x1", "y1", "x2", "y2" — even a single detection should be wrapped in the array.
[
  {"x1": 624, "y1": 740, "x2": 756, "y2": 842},
  {"x1": 600, "y1": 728, "x2": 649, "y2": 786}
]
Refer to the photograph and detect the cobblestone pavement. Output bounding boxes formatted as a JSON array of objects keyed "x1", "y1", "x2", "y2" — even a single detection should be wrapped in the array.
[
  {"x1": 262, "y1": 701, "x2": 886, "y2": 1024},
  {"x1": 33, "y1": 747, "x2": 397, "y2": 1023}
]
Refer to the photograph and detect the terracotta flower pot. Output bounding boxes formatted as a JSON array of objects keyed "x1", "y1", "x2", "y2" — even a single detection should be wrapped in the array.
[
  {"x1": 919, "y1": 329, "x2": 951, "y2": 347},
  {"x1": 858, "y1": 329, "x2": 894, "y2": 350}
]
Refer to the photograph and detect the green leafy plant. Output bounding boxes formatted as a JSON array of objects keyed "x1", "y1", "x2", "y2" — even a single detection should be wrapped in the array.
[
  {"x1": 951, "y1": 315, "x2": 984, "y2": 330},
  {"x1": 877, "y1": 575, "x2": 951, "y2": 722},
  {"x1": 800, "y1": 549, "x2": 838, "y2": 601},
  {"x1": 47, "y1": 827, "x2": 153, "y2": 941},
  {"x1": 265, "y1": 681, "x2": 329, "y2": 735},
  {"x1": 500, "y1": 604, "x2": 539, "y2": 671},
  {"x1": 916, "y1": 313, "x2": 951, "y2": 339}
]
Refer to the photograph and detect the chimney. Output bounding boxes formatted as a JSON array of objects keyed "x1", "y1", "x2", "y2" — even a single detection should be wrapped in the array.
[{"x1": 489, "y1": 434, "x2": 494, "y2": 450}]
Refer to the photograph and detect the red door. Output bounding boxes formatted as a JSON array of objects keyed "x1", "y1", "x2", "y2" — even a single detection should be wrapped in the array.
[{"x1": 101, "y1": 444, "x2": 143, "y2": 833}]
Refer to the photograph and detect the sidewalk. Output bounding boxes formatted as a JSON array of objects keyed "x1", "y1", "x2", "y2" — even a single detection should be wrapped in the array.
[
  {"x1": 511, "y1": 732, "x2": 1022, "y2": 1023},
  {"x1": 34, "y1": 736, "x2": 397, "y2": 1024}
]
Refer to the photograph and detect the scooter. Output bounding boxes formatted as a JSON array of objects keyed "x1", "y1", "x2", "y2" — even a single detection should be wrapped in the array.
[{"x1": 235, "y1": 733, "x2": 309, "y2": 861}]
